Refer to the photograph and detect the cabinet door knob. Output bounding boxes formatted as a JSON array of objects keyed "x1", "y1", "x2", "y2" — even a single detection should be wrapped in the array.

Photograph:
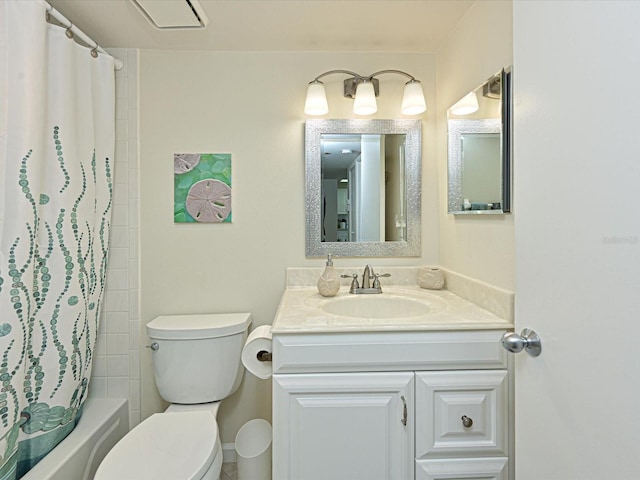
[
  {"x1": 401, "y1": 395, "x2": 407, "y2": 426},
  {"x1": 461, "y1": 415, "x2": 473, "y2": 428}
]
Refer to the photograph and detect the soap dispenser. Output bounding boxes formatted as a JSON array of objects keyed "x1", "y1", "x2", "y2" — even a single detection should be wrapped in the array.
[{"x1": 317, "y1": 254, "x2": 341, "y2": 297}]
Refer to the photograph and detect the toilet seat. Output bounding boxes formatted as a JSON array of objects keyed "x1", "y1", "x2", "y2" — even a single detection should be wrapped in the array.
[{"x1": 95, "y1": 411, "x2": 219, "y2": 480}]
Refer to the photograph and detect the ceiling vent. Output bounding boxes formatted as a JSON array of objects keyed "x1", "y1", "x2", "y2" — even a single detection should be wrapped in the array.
[{"x1": 131, "y1": 0, "x2": 209, "y2": 29}]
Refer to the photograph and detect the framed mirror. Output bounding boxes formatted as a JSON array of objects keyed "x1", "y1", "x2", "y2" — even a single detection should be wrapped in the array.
[
  {"x1": 447, "y1": 67, "x2": 512, "y2": 214},
  {"x1": 305, "y1": 119, "x2": 421, "y2": 257}
]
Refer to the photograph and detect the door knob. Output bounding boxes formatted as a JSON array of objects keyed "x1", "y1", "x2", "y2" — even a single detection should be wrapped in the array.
[{"x1": 501, "y1": 328, "x2": 541, "y2": 357}]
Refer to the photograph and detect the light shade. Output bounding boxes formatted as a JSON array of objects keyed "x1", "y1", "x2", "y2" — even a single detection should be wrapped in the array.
[
  {"x1": 401, "y1": 80, "x2": 427, "y2": 115},
  {"x1": 353, "y1": 81, "x2": 377, "y2": 115},
  {"x1": 304, "y1": 81, "x2": 329, "y2": 116},
  {"x1": 449, "y1": 91, "x2": 479, "y2": 116}
]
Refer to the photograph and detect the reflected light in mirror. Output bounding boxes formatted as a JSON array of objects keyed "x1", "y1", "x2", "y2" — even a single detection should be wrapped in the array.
[
  {"x1": 353, "y1": 81, "x2": 378, "y2": 115},
  {"x1": 449, "y1": 91, "x2": 479, "y2": 115}
]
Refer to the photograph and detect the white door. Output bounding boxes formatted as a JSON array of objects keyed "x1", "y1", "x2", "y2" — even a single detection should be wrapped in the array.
[{"x1": 513, "y1": 2, "x2": 640, "y2": 479}]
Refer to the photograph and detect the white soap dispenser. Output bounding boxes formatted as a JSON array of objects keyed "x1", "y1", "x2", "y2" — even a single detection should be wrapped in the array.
[{"x1": 317, "y1": 254, "x2": 341, "y2": 297}]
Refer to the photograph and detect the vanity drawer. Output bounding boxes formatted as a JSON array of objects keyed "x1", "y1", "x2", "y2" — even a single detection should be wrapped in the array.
[
  {"x1": 273, "y1": 330, "x2": 508, "y2": 374},
  {"x1": 416, "y1": 457, "x2": 509, "y2": 480},
  {"x1": 415, "y1": 370, "x2": 508, "y2": 459}
]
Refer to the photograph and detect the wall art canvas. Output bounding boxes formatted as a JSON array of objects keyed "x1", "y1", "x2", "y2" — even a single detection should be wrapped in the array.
[{"x1": 174, "y1": 153, "x2": 232, "y2": 223}]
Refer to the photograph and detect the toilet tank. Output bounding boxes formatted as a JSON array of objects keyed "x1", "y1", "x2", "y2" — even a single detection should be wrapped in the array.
[{"x1": 146, "y1": 313, "x2": 252, "y2": 404}]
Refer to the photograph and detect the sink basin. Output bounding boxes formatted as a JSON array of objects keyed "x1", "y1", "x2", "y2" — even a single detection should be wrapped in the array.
[{"x1": 318, "y1": 294, "x2": 442, "y2": 319}]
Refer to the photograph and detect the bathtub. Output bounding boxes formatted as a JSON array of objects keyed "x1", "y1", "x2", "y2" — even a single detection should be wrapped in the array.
[{"x1": 21, "y1": 397, "x2": 129, "y2": 480}]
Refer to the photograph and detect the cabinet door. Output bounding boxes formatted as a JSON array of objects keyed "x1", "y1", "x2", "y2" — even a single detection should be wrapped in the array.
[{"x1": 273, "y1": 372, "x2": 414, "y2": 480}]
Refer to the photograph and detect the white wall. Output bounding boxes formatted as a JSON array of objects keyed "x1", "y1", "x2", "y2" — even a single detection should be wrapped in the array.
[
  {"x1": 138, "y1": 51, "x2": 437, "y2": 444},
  {"x1": 359, "y1": 135, "x2": 384, "y2": 241},
  {"x1": 90, "y1": 48, "x2": 141, "y2": 428},
  {"x1": 436, "y1": 1, "x2": 514, "y2": 290}
]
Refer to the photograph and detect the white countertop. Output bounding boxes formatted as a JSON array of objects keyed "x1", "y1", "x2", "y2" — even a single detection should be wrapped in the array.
[{"x1": 271, "y1": 285, "x2": 514, "y2": 334}]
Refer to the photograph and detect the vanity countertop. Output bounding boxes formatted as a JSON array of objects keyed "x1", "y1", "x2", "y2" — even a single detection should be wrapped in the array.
[{"x1": 271, "y1": 285, "x2": 513, "y2": 334}]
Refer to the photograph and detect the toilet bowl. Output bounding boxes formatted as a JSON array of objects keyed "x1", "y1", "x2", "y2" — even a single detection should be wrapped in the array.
[{"x1": 94, "y1": 313, "x2": 252, "y2": 480}]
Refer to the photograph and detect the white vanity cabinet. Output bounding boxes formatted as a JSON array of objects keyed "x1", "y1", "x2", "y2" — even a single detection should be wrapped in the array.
[{"x1": 271, "y1": 330, "x2": 512, "y2": 480}]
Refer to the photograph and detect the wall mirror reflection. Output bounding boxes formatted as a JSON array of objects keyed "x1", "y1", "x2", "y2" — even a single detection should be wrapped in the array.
[
  {"x1": 447, "y1": 67, "x2": 512, "y2": 214},
  {"x1": 305, "y1": 119, "x2": 421, "y2": 257}
]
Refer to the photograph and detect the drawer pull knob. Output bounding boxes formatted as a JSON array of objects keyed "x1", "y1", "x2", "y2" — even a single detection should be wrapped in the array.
[{"x1": 461, "y1": 415, "x2": 473, "y2": 428}]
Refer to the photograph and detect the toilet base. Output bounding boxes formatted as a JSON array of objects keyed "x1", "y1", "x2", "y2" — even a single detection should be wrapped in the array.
[{"x1": 204, "y1": 440, "x2": 223, "y2": 480}]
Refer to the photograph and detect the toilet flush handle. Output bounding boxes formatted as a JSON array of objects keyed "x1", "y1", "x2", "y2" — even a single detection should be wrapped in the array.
[{"x1": 146, "y1": 342, "x2": 159, "y2": 351}]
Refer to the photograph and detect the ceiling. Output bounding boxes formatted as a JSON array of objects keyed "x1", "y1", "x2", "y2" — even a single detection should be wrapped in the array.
[
  {"x1": 47, "y1": 0, "x2": 474, "y2": 52},
  {"x1": 322, "y1": 135, "x2": 362, "y2": 172}
]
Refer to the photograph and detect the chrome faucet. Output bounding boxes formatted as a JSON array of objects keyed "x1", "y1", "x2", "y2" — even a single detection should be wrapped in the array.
[
  {"x1": 362, "y1": 264, "x2": 373, "y2": 289},
  {"x1": 341, "y1": 265, "x2": 391, "y2": 294}
]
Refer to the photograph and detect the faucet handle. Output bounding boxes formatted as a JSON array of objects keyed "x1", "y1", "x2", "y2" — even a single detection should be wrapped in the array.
[
  {"x1": 372, "y1": 273, "x2": 391, "y2": 289},
  {"x1": 341, "y1": 274, "x2": 359, "y2": 292}
]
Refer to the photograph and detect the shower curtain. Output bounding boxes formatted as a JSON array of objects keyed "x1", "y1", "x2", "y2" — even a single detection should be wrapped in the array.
[{"x1": 0, "y1": 1, "x2": 115, "y2": 478}]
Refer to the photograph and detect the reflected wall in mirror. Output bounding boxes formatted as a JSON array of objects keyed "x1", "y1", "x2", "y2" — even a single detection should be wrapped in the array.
[
  {"x1": 306, "y1": 119, "x2": 421, "y2": 257},
  {"x1": 447, "y1": 67, "x2": 512, "y2": 214}
]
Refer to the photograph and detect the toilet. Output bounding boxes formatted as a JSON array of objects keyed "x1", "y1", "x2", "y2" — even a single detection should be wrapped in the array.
[{"x1": 95, "y1": 312, "x2": 252, "y2": 480}]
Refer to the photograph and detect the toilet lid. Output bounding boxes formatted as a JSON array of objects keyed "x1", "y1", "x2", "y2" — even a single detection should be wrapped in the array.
[{"x1": 96, "y1": 412, "x2": 218, "y2": 480}]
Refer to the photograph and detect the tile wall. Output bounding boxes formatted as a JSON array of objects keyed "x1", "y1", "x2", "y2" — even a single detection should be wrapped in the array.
[{"x1": 90, "y1": 48, "x2": 141, "y2": 428}]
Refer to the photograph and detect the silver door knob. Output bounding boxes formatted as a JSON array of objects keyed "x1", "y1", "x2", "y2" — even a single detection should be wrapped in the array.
[{"x1": 501, "y1": 328, "x2": 541, "y2": 357}]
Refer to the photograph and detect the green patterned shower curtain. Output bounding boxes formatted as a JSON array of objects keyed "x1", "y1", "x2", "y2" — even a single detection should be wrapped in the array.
[{"x1": 0, "y1": 1, "x2": 115, "y2": 478}]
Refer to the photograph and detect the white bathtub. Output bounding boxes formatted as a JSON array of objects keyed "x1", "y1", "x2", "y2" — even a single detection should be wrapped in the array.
[{"x1": 21, "y1": 397, "x2": 129, "y2": 480}]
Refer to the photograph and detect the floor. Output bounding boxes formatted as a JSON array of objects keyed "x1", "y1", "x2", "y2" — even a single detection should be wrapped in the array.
[{"x1": 221, "y1": 463, "x2": 238, "y2": 480}]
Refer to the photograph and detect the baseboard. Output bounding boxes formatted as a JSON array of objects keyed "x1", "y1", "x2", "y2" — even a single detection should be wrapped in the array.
[{"x1": 222, "y1": 443, "x2": 237, "y2": 463}]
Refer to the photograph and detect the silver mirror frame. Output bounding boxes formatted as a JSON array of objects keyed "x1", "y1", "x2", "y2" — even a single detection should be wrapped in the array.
[
  {"x1": 447, "y1": 67, "x2": 512, "y2": 215},
  {"x1": 447, "y1": 118, "x2": 501, "y2": 214},
  {"x1": 305, "y1": 119, "x2": 422, "y2": 257}
]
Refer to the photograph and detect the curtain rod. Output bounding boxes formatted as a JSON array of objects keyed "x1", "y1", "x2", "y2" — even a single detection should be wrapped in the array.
[{"x1": 44, "y1": 1, "x2": 124, "y2": 71}]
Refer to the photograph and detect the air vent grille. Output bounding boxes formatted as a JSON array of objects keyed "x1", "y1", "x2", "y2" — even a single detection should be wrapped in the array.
[{"x1": 131, "y1": 0, "x2": 208, "y2": 29}]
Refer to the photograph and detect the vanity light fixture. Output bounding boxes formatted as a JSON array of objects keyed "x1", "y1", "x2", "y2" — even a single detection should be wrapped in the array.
[
  {"x1": 449, "y1": 91, "x2": 479, "y2": 116},
  {"x1": 304, "y1": 69, "x2": 427, "y2": 116}
]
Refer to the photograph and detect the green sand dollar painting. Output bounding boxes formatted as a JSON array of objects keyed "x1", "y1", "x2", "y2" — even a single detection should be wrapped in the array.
[{"x1": 174, "y1": 153, "x2": 232, "y2": 223}]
